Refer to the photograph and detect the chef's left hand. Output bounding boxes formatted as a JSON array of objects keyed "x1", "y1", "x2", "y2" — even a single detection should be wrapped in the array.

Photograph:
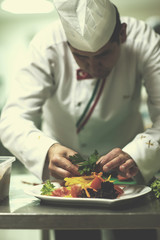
[{"x1": 96, "y1": 148, "x2": 138, "y2": 178}]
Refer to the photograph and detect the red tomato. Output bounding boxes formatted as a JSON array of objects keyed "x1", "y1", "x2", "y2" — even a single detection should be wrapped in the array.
[
  {"x1": 52, "y1": 187, "x2": 70, "y2": 197},
  {"x1": 114, "y1": 185, "x2": 124, "y2": 195},
  {"x1": 117, "y1": 174, "x2": 131, "y2": 181},
  {"x1": 71, "y1": 185, "x2": 82, "y2": 198},
  {"x1": 90, "y1": 177, "x2": 102, "y2": 190}
]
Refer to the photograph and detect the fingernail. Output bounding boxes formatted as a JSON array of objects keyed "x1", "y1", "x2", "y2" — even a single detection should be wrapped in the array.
[
  {"x1": 96, "y1": 159, "x2": 102, "y2": 164},
  {"x1": 126, "y1": 173, "x2": 132, "y2": 178},
  {"x1": 103, "y1": 166, "x2": 109, "y2": 172},
  {"x1": 120, "y1": 165, "x2": 125, "y2": 172}
]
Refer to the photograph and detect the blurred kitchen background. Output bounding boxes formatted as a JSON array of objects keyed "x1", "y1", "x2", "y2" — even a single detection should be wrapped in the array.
[{"x1": 0, "y1": 0, "x2": 160, "y2": 239}]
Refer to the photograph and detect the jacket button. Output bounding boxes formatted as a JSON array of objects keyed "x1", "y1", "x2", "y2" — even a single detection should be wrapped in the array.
[{"x1": 77, "y1": 102, "x2": 82, "y2": 107}]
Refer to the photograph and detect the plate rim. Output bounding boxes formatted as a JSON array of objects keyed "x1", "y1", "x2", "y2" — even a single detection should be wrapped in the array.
[{"x1": 24, "y1": 183, "x2": 152, "y2": 205}]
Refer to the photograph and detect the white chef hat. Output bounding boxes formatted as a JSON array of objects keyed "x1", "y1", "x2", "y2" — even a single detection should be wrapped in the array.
[{"x1": 53, "y1": 0, "x2": 116, "y2": 52}]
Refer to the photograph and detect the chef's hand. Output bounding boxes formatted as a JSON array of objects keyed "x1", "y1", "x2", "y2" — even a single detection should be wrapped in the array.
[
  {"x1": 47, "y1": 143, "x2": 79, "y2": 179},
  {"x1": 97, "y1": 148, "x2": 138, "y2": 178}
]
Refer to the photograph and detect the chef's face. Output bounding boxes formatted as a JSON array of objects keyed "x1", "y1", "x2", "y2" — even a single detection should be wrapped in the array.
[{"x1": 69, "y1": 23, "x2": 127, "y2": 79}]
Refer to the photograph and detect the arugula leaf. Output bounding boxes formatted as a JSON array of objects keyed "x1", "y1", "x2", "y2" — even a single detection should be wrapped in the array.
[
  {"x1": 69, "y1": 150, "x2": 100, "y2": 175},
  {"x1": 40, "y1": 180, "x2": 55, "y2": 196},
  {"x1": 150, "y1": 179, "x2": 160, "y2": 199},
  {"x1": 69, "y1": 153, "x2": 85, "y2": 164}
]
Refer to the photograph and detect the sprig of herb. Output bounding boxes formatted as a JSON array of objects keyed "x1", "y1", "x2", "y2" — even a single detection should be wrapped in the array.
[
  {"x1": 40, "y1": 180, "x2": 55, "y2": 196},
  {"x1": 69, "y1": 153, "x2": 85, "y2": 164},
  {"x1": 69, "y1": 150, "x2": 100, "y2": 175},
  {"x1": 150, "y1": 179, "x2": 160, "y2": 199}
]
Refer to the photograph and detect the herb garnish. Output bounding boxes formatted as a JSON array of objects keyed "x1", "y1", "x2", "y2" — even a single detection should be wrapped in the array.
[
  {"x1": 69, "y1": 150, "x2": 100, "y2": 175},
  {"x1": 150, "y1": 179, "x2": 160, "y2": 199},
  {"x1": 40, "y1": 180, "x2": 55, "y2": 196}
]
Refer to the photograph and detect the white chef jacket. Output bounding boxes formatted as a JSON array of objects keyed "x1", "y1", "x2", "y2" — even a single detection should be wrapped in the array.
[{"x1": 0, "y1": 17, "x2": 160, "y2": 183}]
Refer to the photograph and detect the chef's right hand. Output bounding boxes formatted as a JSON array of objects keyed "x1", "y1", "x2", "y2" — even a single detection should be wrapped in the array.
[{"x1": 47, "y1": 143, "x2": 79, "y2": 179}]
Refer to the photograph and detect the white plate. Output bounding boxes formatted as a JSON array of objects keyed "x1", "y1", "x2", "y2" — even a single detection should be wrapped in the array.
[{"x1": 24, "y1": 183, "x2": 151, "y2": 207}]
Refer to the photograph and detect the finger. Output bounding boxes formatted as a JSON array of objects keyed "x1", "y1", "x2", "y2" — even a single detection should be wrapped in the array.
[
  {"x1": 96, "y1": 156, "x2": 104, "y2": 164},
  {"x1": 63, "y1": 159, "x2": 79, "y2": 175},
  {"x1": 126, "y1": 166, "x2": 139, "y2": 178},
  {"x1": 102, "y1": 154, "x2": 126, "y2": 172},
  {"x1": 119, "y1": 159, "x2": 135, "y2": 173},
  {"x1": 50, "y1": 166, "x2": 73, "y2": 179},
  {"x1": 49, "y1": 157, "x2": 79, "y2": 179},
  {"x1": 49, "y1": 157, "x2": 79, "y2": 176},
  {"x1": 97, "y1": 148, "x2": 122, "y2": 166}
]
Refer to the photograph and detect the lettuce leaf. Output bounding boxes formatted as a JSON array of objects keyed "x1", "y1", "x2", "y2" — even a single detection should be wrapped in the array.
[
  {"x1": 69, "y1": 150, "x2": 100, "y2": 175},
  {"x1": 41, "y1": 180, "x2": 55, "y2": 196}
]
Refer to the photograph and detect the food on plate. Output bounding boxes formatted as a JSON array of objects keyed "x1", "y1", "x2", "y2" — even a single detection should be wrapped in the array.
[
  {"x1": 41, "y1": 180, "x2": 55, "y2": 196},
  {"x1": 40, "y1": 151, "x2": 124, "y2": 199},
  {"x1": 41, "y1": 172, "x2": 124, "y2": 199}
]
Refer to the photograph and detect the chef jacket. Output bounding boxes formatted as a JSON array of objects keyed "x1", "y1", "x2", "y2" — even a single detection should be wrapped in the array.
[{"x1": 0, "y1": 17, "x2": 160, "y2": 183}]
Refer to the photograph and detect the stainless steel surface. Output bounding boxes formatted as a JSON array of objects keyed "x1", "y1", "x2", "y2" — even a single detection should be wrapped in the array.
[{"x1": 0, "y1": 168, "x2": 160, "y2": 230}]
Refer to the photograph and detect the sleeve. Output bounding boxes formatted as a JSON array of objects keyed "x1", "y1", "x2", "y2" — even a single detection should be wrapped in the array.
[
  {"x1": 123, "y1": 22, "x2": 160, "y2": 183},
  {"x1": 0, "y1": 38, "x2": 59, "y2": 181}
]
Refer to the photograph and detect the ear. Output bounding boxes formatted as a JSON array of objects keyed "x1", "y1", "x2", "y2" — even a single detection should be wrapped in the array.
[{"x1": 119, "y1": 23, "x2": 127, "y2": 43}]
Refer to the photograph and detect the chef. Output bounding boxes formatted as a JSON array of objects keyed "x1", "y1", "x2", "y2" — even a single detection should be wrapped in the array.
[
  {"x1": 0, "y1": 0, "x2": 160, "y2": 186},
  {"x1": 0, "y1": 0, "x2": 159, "y2": 239}
]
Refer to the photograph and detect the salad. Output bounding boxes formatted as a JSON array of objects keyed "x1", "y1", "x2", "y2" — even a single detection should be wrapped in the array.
[
  {"x1": 41, "y1": 151, "x2": 124, "y2": 199},
  {"x1": 41, "y1": 172, "x2": 124, "y2": 199}
]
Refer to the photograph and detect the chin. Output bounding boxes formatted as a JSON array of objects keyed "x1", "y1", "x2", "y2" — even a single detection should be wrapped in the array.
[
  {"x1": 94, "y1": 73, "x2": 110, "y2": 79},
  {"x1": 91, "y1": 70, "x2": 111, "y2": 79}
]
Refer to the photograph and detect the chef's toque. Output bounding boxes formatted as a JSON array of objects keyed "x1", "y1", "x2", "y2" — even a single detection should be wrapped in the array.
[{"x1": 53, "y1": 0, "x2": 116, "y2": 52}]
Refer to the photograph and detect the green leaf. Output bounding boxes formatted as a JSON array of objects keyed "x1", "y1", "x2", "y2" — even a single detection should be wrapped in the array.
[
  {"x1": 150, "y1": 179, "x2": 160, "y2": 199},
  {"x1": 40, "y1": 180, "x2": 55, "y2": 196},
  {"x1": 69, "y1": 150, "x2": 100, "y2": 175},
  {"x1": 69, "y1": 153, "x2": 85, "y2": 164}
]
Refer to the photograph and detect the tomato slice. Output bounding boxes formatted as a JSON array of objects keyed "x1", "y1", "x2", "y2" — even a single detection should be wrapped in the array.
[
  {"x1": 90, "y1": 177, "x2": 102, "y2": 190},
  {"x1": 52, "y1": 187, "x2": 70, "y2": 197},
  {"x1": 117, "y1": 174, "x2": 131, "y2": 181},
  {"x1": 71, "y1": 185, "x2": 82, "y2": 198},
  {"x1": 114, "y1": 185, "x2": 124, "y2": 195}
]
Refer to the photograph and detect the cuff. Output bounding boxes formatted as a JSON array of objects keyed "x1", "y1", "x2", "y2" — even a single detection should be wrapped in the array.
[{"x1": 122, "y1": 133, "x2": 160, "y2": 183}]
